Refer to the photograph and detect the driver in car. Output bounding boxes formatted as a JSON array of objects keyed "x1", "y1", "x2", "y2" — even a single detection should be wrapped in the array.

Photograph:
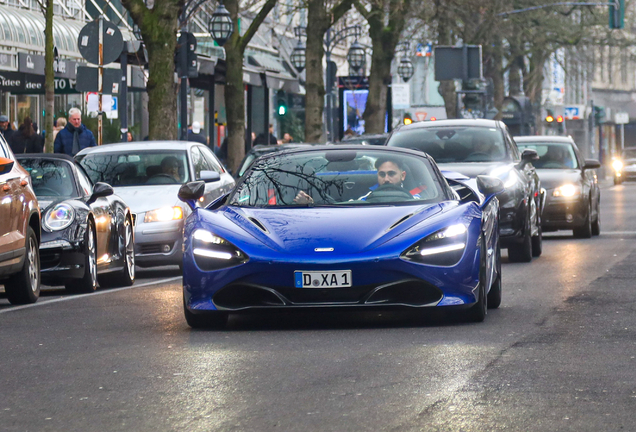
[
  {"x1": 293, "y1": 157, "x2": 420, "y2": 204},
  {"x1": 160, "y1": 156, "x2": 181, "y2": 182}
]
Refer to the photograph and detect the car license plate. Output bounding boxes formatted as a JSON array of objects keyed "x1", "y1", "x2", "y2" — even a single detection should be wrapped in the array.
[{"x1": 294, "y1": 270, "x2": 352, "y2": 288}]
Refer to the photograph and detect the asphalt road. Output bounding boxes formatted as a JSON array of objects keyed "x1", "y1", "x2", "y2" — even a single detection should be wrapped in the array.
[{"x1": 2, "y1": 179, "x2": 636, "y2": 432}]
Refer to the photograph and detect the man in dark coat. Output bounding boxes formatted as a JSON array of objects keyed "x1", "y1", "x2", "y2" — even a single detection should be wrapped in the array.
[
  {"x1": 187, "y1": 121, "x2": 207, "y2": 145},
  {"x1": 0, "y1": 115, "x2": 14, "y2": 143},
  {"x1": 54, "y1": 108, "x2": 96, "y2": 156}
]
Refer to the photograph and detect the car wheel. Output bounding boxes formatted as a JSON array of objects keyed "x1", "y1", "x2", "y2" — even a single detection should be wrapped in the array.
[
  {"x1": 592, "y1": 201, "x2": 601, "y2": 236},
  {"x1": 69, "y1": 220, "x2": 98, "y2": 294},
  {"x1": 466, "y1": 240, "x2": 487, "y2": 322},
  {"x1": 573, "y1": 201, "x2": 592, "y2": 239},
  {"x1": 531, "y1": 210, "x2": 542, "y2": 258},
  {"x1": 101, "y1": 217, "x2": 135, "y2": 287},
  {"x1": 5, "y1": 227, "x2": 40, "y2": 304},
  {"x1": 508, "y1": 212, "x2": 533, "y2": 263},
  {"x1": 488, "y1": 240, "x2": 502, "y2": 309},
  {"x1": 184, "y1": 297, "x2": 228, "y2": 329}
]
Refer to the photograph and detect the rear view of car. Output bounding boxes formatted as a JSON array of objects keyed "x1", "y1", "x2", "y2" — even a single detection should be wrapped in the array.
[{"x1": 0, "y1": 137, "x2": 41, "y2": 304}]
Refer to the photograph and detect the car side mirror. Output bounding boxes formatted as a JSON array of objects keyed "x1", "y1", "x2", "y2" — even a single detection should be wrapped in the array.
[
  {"x1": 198, "y1": 170, "x2": 221, "y2": 182},
  {"x1": 583, "y1": 159, "x2": 601, "y2": 170},
  {"x1": 178, "y1": 181, "x2": 205, "y2": 210},
  {"x1": 517, "y1": 148, "x2": 539, "y2": 169},
  {"x1": 89, "y1": 182, "x2": 114, "y2": 203},
  {"x1": 0, "y1": 156, "x2": 14, "y2": 175},
  {"x1": 477, "y1": 175, "x2": 505, "y2": 197}
]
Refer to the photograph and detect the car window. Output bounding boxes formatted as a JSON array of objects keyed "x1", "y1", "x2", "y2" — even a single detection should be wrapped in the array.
[
  {"x1": 516, "y1": 142, "x2": 579, "y2": 169},
  {"x1": 229, "y1": 149, "x2": 450, "y2": 207},
  {"x1": 79, "y1": 150, "x2": 190, "y2": 186},
  {"x1": 387, "y1": 126, "x2": 509, "y2": 163},
  {"x1": 199, "y1": 146, "x2": 225, "y2": 173},
  {"x1": 75, "y1": 167, "x2": 94, "y2": 196},
  {"x1": 19, "y1": 158, "x2": 78, "y2": 198},
  {"x1": 191, "y1": 147, "x2": 213, "y2": 179},
  {"x1": 507, "y1": 133, "x2": 520, "y2": 160},
  {"x1": 238, "y1": 153, "x2": 258, "y2": 177}
]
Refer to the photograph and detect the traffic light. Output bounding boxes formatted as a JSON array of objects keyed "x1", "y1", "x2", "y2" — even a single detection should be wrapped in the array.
[
  {"x1": 593, "y1": 106, "x2": 605, "y2": 126},
  {"x1": 609, "y1": 0, "x2": 625, "y2": 29},
  {"x1": 176, "y1": 32, "x2": 198, "y2": 78},
  {"x1": 276, "y1": 91, "x2": 287, "y2": 116},
  {"x1": 403, "y1": 113, "x2": 413, "y2": 125},
  {"x1": 556, "y1": 115, "x2": 565, "y2": 134},
  {"x1": 545, "y1": 110, "x2": 555, "y2": 125}
]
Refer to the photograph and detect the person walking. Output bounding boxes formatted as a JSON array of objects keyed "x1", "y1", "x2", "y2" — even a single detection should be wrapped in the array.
[
  {"x1": 53, "y1": 117, "x2": 67, "y2": 141},
  {"x1": 0, "y1": 114, "x2": 14, "y2": 143},
  {"x1": 8, "y1": 117, "x2": 44, "y2": 154},
  {"x1": 187, "y1": 121, "x2": 207, "y2": 145},
  {"x1": 54, "y1": 108, "x2": 96, "y2": 156}
]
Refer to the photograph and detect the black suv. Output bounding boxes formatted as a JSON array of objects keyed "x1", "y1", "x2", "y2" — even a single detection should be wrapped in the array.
[{"x1": 386, "y1": 119, "x2": 543, "y2": 262}]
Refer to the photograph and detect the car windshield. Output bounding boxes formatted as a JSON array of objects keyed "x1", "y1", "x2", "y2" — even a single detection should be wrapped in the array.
[
  {"x1": 388, "y1": 126, "x2": 508, "y2": 163},
  {"x1": 229, "y1": 149, "x2": 448, "y2": 208},
  {"x1": 342, "y1": 135, "x2": 387, "y2": 146},
  {"x1": 517, "y1": 142, "x2": 578, "y2": 169},
  {"x1": 78, "y1": 150, "x2": 190, "y2": 186},
  {"x1": 20, "y1": 158, "x2": 78, "y2": 198}
]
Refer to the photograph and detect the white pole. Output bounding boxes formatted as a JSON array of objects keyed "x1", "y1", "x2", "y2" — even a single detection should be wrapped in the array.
[{"x1": 621, "y1": 123, "x2": 625, "y2": 152}]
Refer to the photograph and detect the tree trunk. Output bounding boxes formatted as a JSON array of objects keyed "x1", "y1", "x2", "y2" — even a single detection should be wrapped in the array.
[
  {"x1": 224, "y1": 27, "x2": 246, "y2": 173},
  {"x1": 304, "y1": 0, "x2": 328, "y2": 143},
  {"x1": 435, "y1": 0, "x2": 456, "y2": 119},
  {"x1": 43, "y1": 0, "x2": 54, "y2": 153}
]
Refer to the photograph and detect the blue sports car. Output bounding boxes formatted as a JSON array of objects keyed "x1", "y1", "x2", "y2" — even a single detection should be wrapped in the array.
[{"x1": 178, "y1": 146, "x2": 504, "y2": 328}]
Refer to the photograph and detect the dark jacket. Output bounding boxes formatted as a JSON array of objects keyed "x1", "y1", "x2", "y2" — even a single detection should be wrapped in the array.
[
  {"x1": 1, "y1": 127, "x2": 14, "y2": 144},
  {"x1": 54, "y1": 123, "x2": 96, "y2": 156},
  {"x1": 9, "y1": 128, "x2": 44, "y2": 154},
  {"x1": 187, "y1": 131, "x2": 207, "y2": 145}
]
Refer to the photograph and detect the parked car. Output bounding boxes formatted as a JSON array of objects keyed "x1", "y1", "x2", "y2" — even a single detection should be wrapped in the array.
[
  {"x1": 178, "y1": 146, "x2": 503, "y2": 328},
  {"x1": 236, "y1": 144, "x2": 312, "y2": 179},
  {"x1": 17, "y1": 154, "x2": 135, "y2": 292},
  {"x1": 76, "y1": 141, "x2": 235, "y2": 268},
  {"x1": 515, "y1": 136, "x2": 601, "y2": 238},
  {"x1": 0, "y1": 136, "x2": 41, "y2": 304},
  {"x1": 386, "y1": 119, "x2": 543, "y2": 262},
  {"x1": 341, "y1": 133, "x2": 389, "y2": 146}
]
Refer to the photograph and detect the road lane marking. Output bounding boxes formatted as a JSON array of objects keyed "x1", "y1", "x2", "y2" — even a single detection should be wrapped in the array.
[
  {"x1": 601, "y1": 231, "x2": 636, "y2": 235},
  {"x1": 0, "y1": 276, "x2": 182, "y2": 315}
]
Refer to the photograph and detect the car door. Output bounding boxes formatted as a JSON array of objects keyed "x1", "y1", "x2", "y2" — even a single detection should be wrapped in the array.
[
  {"x1": 0, "y1": 137, "x2": 23, "y2": 272},
  {"x1": 190, "y1": 146, "x2": 224, "y2": 206},
  {"x1": 574, "y1": 144, "x2": 598, "y2": 207},
  {"x1": 77, "y1": 168, "x2": 113, "y2": 268}
]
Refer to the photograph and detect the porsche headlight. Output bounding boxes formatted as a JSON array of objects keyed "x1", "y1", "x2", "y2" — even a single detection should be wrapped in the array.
[
  {"x1": 401, "y1": 223, "x2": 468, "y2": 266},
  {"x1": 612, "y1": 159, "x2": 623, "y2": 172},
  {"x1": 144, "y1": 206, "x2": 183, "y2": 223},
  {"x1": 552, "y1": 184, "x2": 580, "y2": 198},
  {"x1": 191, "y1": 229, "x2": 248, "y2": 271},
  {"x1": 43, "y1": 204, "x2": 75, "y2": 231}
]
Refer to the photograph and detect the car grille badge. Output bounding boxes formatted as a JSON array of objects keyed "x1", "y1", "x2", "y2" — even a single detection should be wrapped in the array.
[{"x1": 314, "y1": 247, "x2": 334, "y2": 252}]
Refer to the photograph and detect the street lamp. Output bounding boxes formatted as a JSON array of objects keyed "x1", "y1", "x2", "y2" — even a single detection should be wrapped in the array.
[
  {"x1": 291, "y1": 40, "x2": 306, "y2": 72},
  {"x1": 179, "y1": 1, "x2": 234, "y2": 140},
  {"x1": 347, "y1": 40, "x2": 366, "y2": 71},
  {"x1": 397, "y1": 57, "x2": 414, "y2": 82},
  {"x1": 208, "y1": 2, "x2": 233, "y2": 46}
]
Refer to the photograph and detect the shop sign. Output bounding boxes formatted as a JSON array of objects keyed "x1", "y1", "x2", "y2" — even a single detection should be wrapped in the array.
[
  {"x1": 18, "y1": 53, "x2": 77, "y2": 79},
  {"x1": 0, "y1": 70, "x2": 77, "y2": 94}
]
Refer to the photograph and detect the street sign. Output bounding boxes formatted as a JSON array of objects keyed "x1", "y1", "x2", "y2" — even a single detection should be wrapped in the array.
[
  {"x1": 391, "y1": 83, "x2": 410, "y2": 109},
  {"x1": 615, "y1": 112, "x2": 629, "y2": 124},
  {"x1": 78, "y1": 19, "x2": 124, "y2": 65},
  {"x1": 415, "y1": 112, "x2": 428, "y2": 121},
  {"x1": 564, "y1": 106, "x2": 583, "y2": 120},
  {"x1": 434, "y1": 46, "x2": 482, "y2": 81},
  {"x1": 76, "y1": 66, "x2": 122, "y2": 94}
]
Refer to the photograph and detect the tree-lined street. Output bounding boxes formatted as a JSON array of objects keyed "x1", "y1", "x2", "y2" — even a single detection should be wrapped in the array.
[{"x1": 2, "y1": 179, "x2": 636, "y2": 431}]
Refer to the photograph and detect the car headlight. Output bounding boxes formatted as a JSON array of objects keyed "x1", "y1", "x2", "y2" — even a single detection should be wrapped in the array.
[
  {"x1": 552, "y1": 184, "x2": 580, "y2": 198},
  {"x1": 612, "y1": 159, "x2": 623, "y2": 172},
  {"x1": 490, "y1": 166, "x2": 518, "y2": 189},
  {"x1": 401, "y1": 223, "x2": 468, "y2": 266},
  {"x1": 144, "y1": 206, "x2": 183, "y2": 223},
  {"x1": 44, "y1": 203, "x2": 75, "y2": 231},
  {"x1": 191, "y1": 229, "x2": 248, "y2": 271}
]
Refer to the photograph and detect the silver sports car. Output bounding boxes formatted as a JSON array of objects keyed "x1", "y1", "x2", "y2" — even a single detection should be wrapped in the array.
[{"x1": 76, "y1": 141, "x2": 235, "y2": 268}]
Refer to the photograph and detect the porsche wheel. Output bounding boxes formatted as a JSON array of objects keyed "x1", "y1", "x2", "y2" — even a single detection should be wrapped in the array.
[
  {"x1": 100, "y1": 216, "x2": 135, "y2": 287},
  {"x1": 184, "y1": 297, "x2": 228, "y2": 329},
  {"x1": 5, "y1": 227, "x2": 40, "y2": 305},
  {"x1": 69, "y1": 219, "x2": 97, "y2": 293}
]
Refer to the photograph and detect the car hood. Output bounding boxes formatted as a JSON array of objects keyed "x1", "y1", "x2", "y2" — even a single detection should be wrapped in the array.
[
  {"x1": 113, "y1": 185, "x2": 182, "y2": 213},
  {"x1": 536, "y1": 169, "x2": 582, "y2": 189},
  {"x1": 221, "y1": 204, "x2": 444, "y2": 255},
  {"x1": 438, "y1": 162, "x2": 511, "y2": 178}
]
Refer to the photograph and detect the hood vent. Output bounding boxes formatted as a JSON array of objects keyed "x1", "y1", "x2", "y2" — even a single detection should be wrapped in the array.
[
  {"x1": 387, "y1": 213, "x2": 414, "y2": 231},
  {"x1": 248, "y1": 217, "x2": 269, "y2": 233}
]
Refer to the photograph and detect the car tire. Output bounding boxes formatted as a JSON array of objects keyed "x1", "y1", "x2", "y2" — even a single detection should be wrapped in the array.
[
  {"x1": 592, "y1": 201, "x2": 601, "y2": 236},
  {"x1": 573, "y1": 202, "x2": 592, "y2": 239},
  {"x1": 488, "y1": 240, "x2": 502, "y2": 309},
  {"x1": 100, "y1": 217, "x2": 135, "y2": 287},
  {"x1": 466, "y1": 240, "x2": 487, "y2": 322},
  {"x1": 531, "y1": 214, "x2": 542, "y2": 258},
  {"x1": 68, "y1": 219, "x2": 98, "y2": 294},
  {"x1": 5, "y1": 227, "x2": 40, "y2": 305},
  {"x1": 184, "y1": 297, "x2": 228, "y2": 329},
  {"x1": 508, "y1": 212, "x2": 532, "y2": 263}
]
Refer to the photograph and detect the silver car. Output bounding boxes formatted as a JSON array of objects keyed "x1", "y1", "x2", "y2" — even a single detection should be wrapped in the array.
[{"x1": 76, "y1": 141, "x2": 235, "y2": 268}]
